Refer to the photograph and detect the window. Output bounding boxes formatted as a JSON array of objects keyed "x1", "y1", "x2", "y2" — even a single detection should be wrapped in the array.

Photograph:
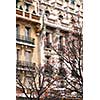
[
  {"x1": 71, "y1": 0, "x2": 75, "y2": 4},
  {"x1": 45, "y1": 32, "x2": 51, "y2": 48},
  {"x1": 16, "y1": 24, "x2": 19, "y2": 35},
  {"x1": 58, "y1": 36, "x2": 63, "y2": 50},
  {"x1": 46, "y1": 32, "x2": 50, "y2": 42},
  {"x1": 16, "y1": 49, "x2": 20, "y2": 61},
  {"x1": 25, "y1": 51, "x2": 31, "y2": 62},
  {"x1": 16, "y1": 70, "x2": 23, "y2": 80},
  {"x1": 25, "y1": 27, "x2": 30, "y2": 41},
  {"x1": 59, "y1": 36, "x2": 63, "y2": 44}
]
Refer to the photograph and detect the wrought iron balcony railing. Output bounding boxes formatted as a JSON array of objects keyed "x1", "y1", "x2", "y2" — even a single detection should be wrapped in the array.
[
  {"x1": 16, "y1": 34, "x2": 35, "y2": 45},
  {"x1": 16, "y1": 60, "x2": 35, "y2": 71}
]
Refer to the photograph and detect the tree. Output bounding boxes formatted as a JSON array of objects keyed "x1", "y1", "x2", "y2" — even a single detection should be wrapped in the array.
[
  {"x1": 48, "y1": 15, "x2": 83, "y2": 98},
  {"x1": 16, "y1": 62, "x2": 58, "y2": 100},
  {"x1": 16, "y1": 4, "x2": 83, "y2": 100},
  {"x1": 36, "y1": 10, "x2": 83, "y2": 99}
]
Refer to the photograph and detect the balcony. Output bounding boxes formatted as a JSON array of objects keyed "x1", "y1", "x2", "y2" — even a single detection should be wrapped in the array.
[
  {"x1": 31, "y1": 14, "x2": 40, "y2": 20},
  {"x1": 16, "y1": 8, "x2": 40, "y2": 24},
  {"x1": 16, "y1": 9, "x2": 23, "y2": 16},
  {"x1": 25, "y1": 12, "x2": 30, "y2": 18},
  {"x1": 16, "y1": 60, "x2": 35, "y2": 71},
  {"x1": 16, "y1": 34, "x2": 35, "y2": 46}
]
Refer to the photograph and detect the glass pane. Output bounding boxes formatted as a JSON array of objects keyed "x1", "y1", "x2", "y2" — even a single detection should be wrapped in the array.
[
  {"x1": 25, "y1": 27, "x2": 30, "y2": 40},
  {"x1": 17, "y1": 49, "x2": 20, "y2": 60},
  {"x1": 16, "y1": 25, "x2": 19, "y2": 35}
]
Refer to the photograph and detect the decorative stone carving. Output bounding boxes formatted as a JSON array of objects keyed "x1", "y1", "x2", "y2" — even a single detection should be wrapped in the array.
[{"x1": 34, "y1": 23, "x2": 41, "y2": 33}]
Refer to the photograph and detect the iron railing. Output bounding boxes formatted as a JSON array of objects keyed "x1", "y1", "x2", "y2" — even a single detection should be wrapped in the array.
[
  {"x1": 16, "y1": 60, "x2": 35, "y2": 71},
  {"x1": 16, "y1": 34, "x2": 35, "y2": 45}
]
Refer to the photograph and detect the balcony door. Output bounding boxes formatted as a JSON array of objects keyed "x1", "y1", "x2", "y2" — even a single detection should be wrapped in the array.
[
  {"x1": 25, "y1": 27, "x2": 30, "y2": 41},
  {"x1": 25, "y1": 51, "x2": 31, "y2": 66},
  {"x1": 17, "y1": 49, "x2": 20, "y2": 61},
  {"x1": 16, "y1": 24, "x2": 19, "y2": 39},
  {"x1": 25, "y1": 51, "x2": 31, "y2": 62},
  {"x1": 16, "y1": 49, "x2": 21, "y2": 66}
]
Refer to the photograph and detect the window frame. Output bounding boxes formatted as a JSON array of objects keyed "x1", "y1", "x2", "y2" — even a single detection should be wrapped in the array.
[
  {"x1": 25, "y1": 26, "x2": 30, "y2": 41},
  {"x1": 25, "y1": 50, "x2": 31, "y2": 62}
]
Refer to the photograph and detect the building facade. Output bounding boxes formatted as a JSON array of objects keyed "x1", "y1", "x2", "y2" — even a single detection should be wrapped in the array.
[
  {"x1": 39, "y1": 0, "x2": 83, "y2": 67},
  {"x1": 16, "y1": 0, "x2": 41, "y2": 98},
  {"x1": 39, "y1": 0, "x2": 83, "y2": 98},
  {"x1": 16, "y1": 0, "x2": 83, "y2": 99}
]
